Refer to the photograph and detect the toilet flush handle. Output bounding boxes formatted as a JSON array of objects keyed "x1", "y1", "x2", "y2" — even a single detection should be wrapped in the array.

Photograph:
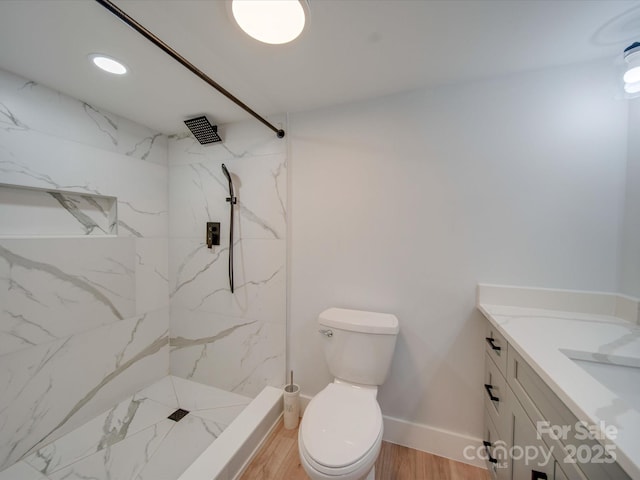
[{"x1": 319, "y1": 329, "x2": 333, "y2": 338}]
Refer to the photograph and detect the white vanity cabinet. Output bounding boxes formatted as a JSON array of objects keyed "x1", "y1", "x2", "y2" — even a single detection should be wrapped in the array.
[{"x1": 483, "y1": 320, "x2": 631, "y2": 480}]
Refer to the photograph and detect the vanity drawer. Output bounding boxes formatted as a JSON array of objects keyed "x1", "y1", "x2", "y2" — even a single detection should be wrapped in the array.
[
  {"x1": 484, "y1": 353, "x2": 511, "y2": 440},
  {"x1": 507, "y1": 345, "x2": 631, "y2": 480},
  {"x1": 483, "y1": 408, "x2": 511, "y2": 480},
  {"x1": 485, "y1": 322, "x2": 508, "y2": 377}
]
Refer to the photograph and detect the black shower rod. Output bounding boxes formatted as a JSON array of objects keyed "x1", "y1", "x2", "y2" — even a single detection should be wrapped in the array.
[{"x1": 94, "y1": 0, "x2": 285, "y2": 139}]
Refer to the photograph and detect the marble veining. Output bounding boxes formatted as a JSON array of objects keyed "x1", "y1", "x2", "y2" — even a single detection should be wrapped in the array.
[
  {"x1": 0, "y1": 376, "x2": 250, "y2": 480},
  {"x1": 134, "y1": 239, "x2": 169, "y2": 317},
  {"x1": 191, "y1": 267, "x2": 282, "y2": 311},
  {"x1": 0, "y1": 125, "x2": 169, "y2": 240},
  {"x1": 0, "y1": 310, "x2": 168, "y2": 471},
  {"x1": 0, "y1": 157, "x2": 102, "y2": 196},
  {"x1": 0, "y1": 238, "x2": 136, "y2": 356},
  {"x1": 1, "y1": 62, "x2": 284, "y2": 475},
  {"x1": 83, "y1": 103, "x2": 117, "y2": 146},
  {"x1": 169, "y1": 309, "x2": 284, "y2": 397},
  {"x1": 48, "y1": 192, "x2": 114, "y2": 235},
  {"x1": 238, "y1": 201, "x2": 281, "y2": 239},
  {"x1": 594, "y1": 328, "x2": 640, "y2": 359},
  {"x1": 170, "y1": 244, "x2": 226, "y2": 299},
  {"x1": 118, "y1": 218, "x2": 143, "y2": 237},
  {"x1": 273, "y1": 160, "x2": 286, "y2": 222},
  {"x1": 169, "y1": 239, "x2": 285, "y2": 319},
  {"x1": 1, "y1": 70, "x2": 167, "y2": 165},
  {"x1": 169, "y1": 155, "x2": 285, "y2": 240},
  {"x1": 184, "y1": 160, "x2": 282, "y2": 239},
  {"x1": 169, "y1": 320, "x2": 258, "y2": 350},
  {"x1": 1, "y1": 248, "x2": 117, "y2": 301},
  {"x1": 0, "y1": 67, "x2": 171, "y2": 478},
  {"x1": 125, "y1": 133, "x2": 164, "y2": 161},
  {"x1": 168, "y1": 118, "x2": 287, "y2": 397},
  {"x1": 0, "y1": 102, "x2": 28, "y2": 132}
]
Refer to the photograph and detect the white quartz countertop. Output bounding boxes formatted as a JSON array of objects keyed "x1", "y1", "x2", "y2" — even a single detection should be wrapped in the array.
[{"x1": 477, "y1": 286, "x2": 640, "y2": 480}]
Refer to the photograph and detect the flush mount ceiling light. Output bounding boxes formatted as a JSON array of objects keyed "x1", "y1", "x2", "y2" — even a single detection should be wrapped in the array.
[
  {"x1": 230, "y1": 0, "x2": 308, "y2": 45},
  {"x1": 623, "y1": 42, "x2": 640, "y2": 96},
  {"x1": 89, "y1": 54, "x2": 128, "y2": 75}
]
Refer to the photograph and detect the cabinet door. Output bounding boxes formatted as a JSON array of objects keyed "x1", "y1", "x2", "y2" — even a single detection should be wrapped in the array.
[
  {"x1": 511, "y1": 390, "x2": 554, "y2": 480},
  {"x1": 508, "y1": 346, "x2": 628, "y2": 480}
]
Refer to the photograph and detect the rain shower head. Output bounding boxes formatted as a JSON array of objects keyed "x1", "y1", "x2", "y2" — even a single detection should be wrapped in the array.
[{"x1": 184, "y1": 116, "x2": 222, "y2": 144}]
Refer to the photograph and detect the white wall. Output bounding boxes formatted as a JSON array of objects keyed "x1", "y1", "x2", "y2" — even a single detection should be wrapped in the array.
[
  {"x1": 289, "y1": 59, "x2": 629, "y2": 456},
  {"x1": 620, "y1": 97, "x2": 640, "y2": 298},
  {"x1": 0, "y1": 68, "x2": 169, "y2": 470}
]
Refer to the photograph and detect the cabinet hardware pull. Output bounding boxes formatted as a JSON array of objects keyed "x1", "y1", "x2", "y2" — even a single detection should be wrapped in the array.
[
  {"x1": 485, "y1": 337, "x2": 501, "y2": 351},
  {"x1": 531, "y1": 470, "x2": 547, "y2": 480},
  {"x1": 484, "y1": 384, "x2": 499, "y2": 402},
  {"x1": 482, "y1": 441, "x2": 498, "y2": 464}
]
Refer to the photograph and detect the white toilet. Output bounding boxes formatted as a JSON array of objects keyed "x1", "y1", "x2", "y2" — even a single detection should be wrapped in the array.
[{"x1": 298, "y1": 307, "x2": 399, "y2": 480}]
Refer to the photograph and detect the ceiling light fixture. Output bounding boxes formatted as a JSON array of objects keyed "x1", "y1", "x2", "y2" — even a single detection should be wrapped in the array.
[
  {"x1": 623, "y1": 42, "x2": 640, "y2": 97},
  {"x1": 89, "y1": 54, "x2": 128, "y2": 75},
  {"x1": 230, "y1": 0, "x2": 308, "y2": 45}
]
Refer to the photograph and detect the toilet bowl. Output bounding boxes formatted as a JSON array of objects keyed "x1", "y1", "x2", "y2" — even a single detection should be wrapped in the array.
[
  {"x1": 297, "y1": 308, "x2": 399, "y2": 480},
  {"x1": 298, "y1": 382, "x2": 383, "y2": 480}
]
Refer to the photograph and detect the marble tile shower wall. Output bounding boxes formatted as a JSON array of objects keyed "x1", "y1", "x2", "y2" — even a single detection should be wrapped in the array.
[
  {"x1": 0, "y1": 68, "x2": 169, "y2": 471},
  {"x1": 168, "y1": 120, "x2": 287, "y2": 398}
]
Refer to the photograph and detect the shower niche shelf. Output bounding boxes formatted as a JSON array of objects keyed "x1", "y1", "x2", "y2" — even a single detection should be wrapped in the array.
[{"x1": 0, "y1": 183, "x2": 117, "y2": 237}]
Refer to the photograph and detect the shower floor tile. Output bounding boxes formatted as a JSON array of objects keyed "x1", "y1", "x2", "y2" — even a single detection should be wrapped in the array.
[{"x1": 1, "y1": 376, "x2": 251, "y2": 480}]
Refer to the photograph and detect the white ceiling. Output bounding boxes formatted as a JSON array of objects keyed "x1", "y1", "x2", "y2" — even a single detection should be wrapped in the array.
[{"x1": 0, "y1": 0, "x2": 639, "y2": 135}]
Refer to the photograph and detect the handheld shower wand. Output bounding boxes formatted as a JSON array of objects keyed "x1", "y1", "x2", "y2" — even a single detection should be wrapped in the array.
[{"x1": 221, "y1": 164, "x2": 236, "y2": 293}]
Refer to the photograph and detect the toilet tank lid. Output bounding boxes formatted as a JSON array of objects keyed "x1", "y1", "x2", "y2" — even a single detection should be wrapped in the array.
[{"x1": 318, "y1": 308, "x2": 399, "y2": 334}]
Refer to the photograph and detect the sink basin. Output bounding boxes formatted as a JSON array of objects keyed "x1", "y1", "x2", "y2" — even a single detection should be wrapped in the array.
[{"x1": 562, "y1": 349, "x2": 640, "y2": 412}]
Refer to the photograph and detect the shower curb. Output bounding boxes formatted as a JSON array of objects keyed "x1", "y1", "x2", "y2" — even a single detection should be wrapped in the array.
[{"x1": 177, "y1": 386, "x2": 283, "y2": 480}]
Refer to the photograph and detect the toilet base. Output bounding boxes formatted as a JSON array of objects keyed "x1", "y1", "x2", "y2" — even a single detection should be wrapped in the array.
[
  {"x1": 300, "y1": 463, "x2": 375, "y2": 480},
  {"x1": 364, "y1": 466, "x2": 375, "y2": 480}
]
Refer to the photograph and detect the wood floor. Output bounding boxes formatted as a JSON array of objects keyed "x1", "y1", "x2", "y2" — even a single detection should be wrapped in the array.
[{"x1": 239, "y1": 418, "x2": 491, "y2": 480}]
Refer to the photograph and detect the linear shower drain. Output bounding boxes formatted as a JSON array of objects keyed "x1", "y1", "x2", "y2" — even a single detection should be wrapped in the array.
[{"x1": 167, "y1": 408, "x2": 189, "y2": 422}]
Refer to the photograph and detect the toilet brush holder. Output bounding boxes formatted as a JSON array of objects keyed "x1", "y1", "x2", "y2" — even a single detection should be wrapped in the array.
[{"x1": 283, "y1": 383, "x2": 300, "y2": 430}]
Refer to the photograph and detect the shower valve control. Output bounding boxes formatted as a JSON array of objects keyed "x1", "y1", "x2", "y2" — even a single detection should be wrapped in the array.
[{"x1": 206, "y1": 222, "x2": 220, "y2": 248}]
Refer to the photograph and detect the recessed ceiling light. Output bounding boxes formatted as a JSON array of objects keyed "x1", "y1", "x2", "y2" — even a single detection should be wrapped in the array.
[
  {"x1": 89, "y1": 54, "x2": 128, "y2": 75},
  {"x1": 230, "y1": 0, "x2": 308, "y2": 45},
  {"x1": 624, "y1": 81, "x2": 640, "y2": 94},
  {"x1": 624, "y1": 66, "x2": 640, "y2": 84},
  {"x1": 622, "y1": 42, "x2": 640, "y2": 97}
]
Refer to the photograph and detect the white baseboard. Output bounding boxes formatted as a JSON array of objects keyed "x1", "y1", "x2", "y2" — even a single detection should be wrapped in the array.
[
  {"x1": 300, "y1": 393, "x2": 485, "y2": 469},
  {"x1": 382, "y1": 415, "x2": 486, "y2": 469}
]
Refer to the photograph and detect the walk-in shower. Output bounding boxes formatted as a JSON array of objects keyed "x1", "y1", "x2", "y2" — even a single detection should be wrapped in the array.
[{"x1": 0, "y1": 2, "x2": 287, "y2": 478}]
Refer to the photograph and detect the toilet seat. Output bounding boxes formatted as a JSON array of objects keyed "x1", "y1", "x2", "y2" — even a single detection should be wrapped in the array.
[
  {"x1": 299, "y1": 383, "x2": 383, "y2": 476},
  {"x1": 299, "y1": 426, "x2": 382, "y2": 478}
]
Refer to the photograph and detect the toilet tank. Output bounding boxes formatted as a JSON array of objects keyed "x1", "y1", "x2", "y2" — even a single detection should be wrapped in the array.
[{"x1": 318, "y1": 308, "x2": 399, "y2": 386}]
